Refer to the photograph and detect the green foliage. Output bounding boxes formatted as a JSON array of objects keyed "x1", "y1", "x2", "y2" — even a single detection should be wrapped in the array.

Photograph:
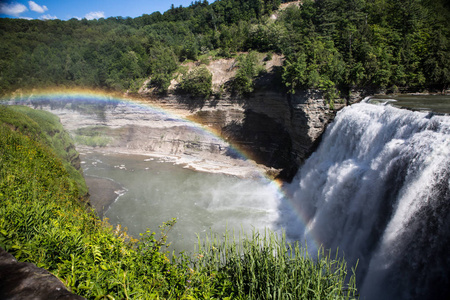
[
  {"x1": 282, "y1": 53, "x2": 308, "y2": 93},
  {"x1": 233, "y1": 51, "x2": 261, "y2": 96},
  {"x1": 177, "y1": 230, "x2": 358, "y2": 299},
  {"x1": 177, "y1": 66, "x2": 213, "y2": 99},
  {"x1": 247, "y1": 21, "x2": 287, "y2": 52},
  {"x1": 318, "y1": 79, "x2": 339, "y2": 110},
  {"x1": 0, "y1": 105, "x2": 87, "y2": 196},
  {"x1": 148, "y1": 46, "x2": 179, "y2": 94}
]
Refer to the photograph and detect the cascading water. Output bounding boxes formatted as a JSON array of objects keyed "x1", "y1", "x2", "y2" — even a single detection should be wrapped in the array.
[{"x1": 282, "y1": 102, "x2": 450, "y2": 299}]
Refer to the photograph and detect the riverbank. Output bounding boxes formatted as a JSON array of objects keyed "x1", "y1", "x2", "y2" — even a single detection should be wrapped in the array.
[{"x1": 85, "y1": 146, "x2": 272, "y2": 178}]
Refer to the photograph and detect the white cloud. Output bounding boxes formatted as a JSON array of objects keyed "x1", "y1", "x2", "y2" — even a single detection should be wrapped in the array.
[
  {"x1": 85, "y1": 11, "x2": 105, "y2": 20},
  {"x1": 29, "y1": 1, "x2": 48, "y2": 13},
  {"x1": 40, "y1": 14, "x2": 57, "y2": 20},
  {"x1": 0, "y1": 2, "x2": 28, "y2": 16}
]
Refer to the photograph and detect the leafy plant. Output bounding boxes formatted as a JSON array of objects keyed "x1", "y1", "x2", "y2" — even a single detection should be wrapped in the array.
[
  {"x1": 232, "y1": 51, "x2": 261, "y2": 96},
  {"x1": 177, "y1": 66, "x2": 213, "y2": 99}
]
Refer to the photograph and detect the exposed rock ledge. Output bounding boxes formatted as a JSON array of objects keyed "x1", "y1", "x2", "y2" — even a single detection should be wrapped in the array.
[
  {"x1": 18, "y1": 53, "x2": 364, "y2": 180},
  {"x1": 140, "y1": 89, "x2": 349, "y2": 180},
  {"x1": 0, "y1": 247, "x2": 85, "y2": 300},
  {"x1": 25, "y1": 87, "x2": 356, "y2": 180}
]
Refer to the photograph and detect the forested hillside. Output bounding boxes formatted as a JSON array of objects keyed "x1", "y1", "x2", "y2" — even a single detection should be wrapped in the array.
[{"x1": 1, "y1": 0, "x2": 449, "y2": 98}]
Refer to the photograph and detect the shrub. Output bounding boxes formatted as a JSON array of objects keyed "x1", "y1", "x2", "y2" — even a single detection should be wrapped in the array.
[
  {"x1": 177, "y1": 66, "x2": 213, "y2": 99},
  {"x1": 233, "y1": 51, "x2": 260, "y2": 96}
]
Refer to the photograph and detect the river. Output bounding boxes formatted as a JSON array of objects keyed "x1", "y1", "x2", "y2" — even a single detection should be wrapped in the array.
[{"x1": 81, "y1": 150, "x2": 283, "y2": 253}]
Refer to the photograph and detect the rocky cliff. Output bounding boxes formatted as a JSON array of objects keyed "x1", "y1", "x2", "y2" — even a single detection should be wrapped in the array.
[
  {"x1": 15, "y1": 55, "x2": 355, "y2": 180},
  {"x1": 148, "y1": 88, "x2": 340, "y2": 180},
  {"x1": 135, "y1": 54, "x2": 350, "y2": 180}
]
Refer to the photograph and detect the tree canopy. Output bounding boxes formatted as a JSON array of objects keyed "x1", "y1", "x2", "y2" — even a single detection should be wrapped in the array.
[{"x1": 0, "y1": 0, "x2": 449, "y2": 96}]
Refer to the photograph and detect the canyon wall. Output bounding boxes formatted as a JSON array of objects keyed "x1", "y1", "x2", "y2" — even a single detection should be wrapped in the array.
[
  {"x1": 148, "y1": 89, "x2": 343, "y2": 180},
  {"x1": 139, "y1": 55, "x2": 356, "y2": 180}
]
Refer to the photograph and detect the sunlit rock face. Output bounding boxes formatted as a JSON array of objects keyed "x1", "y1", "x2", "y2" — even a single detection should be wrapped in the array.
[
  {"x1": 183, "y1": 90, "x2": 337, "y2": 180},
  {"x1": 21, "y1": 88, "x2": 338, "y2": 180}
]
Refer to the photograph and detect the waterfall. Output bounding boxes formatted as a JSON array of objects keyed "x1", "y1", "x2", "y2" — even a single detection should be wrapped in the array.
[{"x1": 284, "y1": 102, "x2": 450, "y2": 299}]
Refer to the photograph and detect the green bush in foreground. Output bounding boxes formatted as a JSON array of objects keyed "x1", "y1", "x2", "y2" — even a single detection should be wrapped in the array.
[{"x1": 0, "y1": 105, "x2": 358, "y2": 299}]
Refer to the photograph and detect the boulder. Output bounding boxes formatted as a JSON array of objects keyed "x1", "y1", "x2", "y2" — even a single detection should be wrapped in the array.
[{"x1": 0, "y1": 247, "x2": 85, "y2": 300}]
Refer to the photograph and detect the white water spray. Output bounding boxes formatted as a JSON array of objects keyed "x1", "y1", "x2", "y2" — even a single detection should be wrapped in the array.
[{"x1": 284, "y1": 103, "x2": 450, "y2": 299}]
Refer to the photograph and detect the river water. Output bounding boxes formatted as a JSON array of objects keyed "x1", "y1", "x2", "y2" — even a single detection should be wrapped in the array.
[
  {"x1": 369, "y1": 94, "x2": 450, "y2": 114},
  {"x1": 81, "y1": 151, "x2": 283, "y2": 253}
]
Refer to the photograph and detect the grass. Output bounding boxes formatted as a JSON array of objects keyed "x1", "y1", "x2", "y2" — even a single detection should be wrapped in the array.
[
  {"x1": 0, "y1": 105, "x2": 87, "y2": 196},
  {"x1": 73, "y1": 126, "x2": 112, "y2": 147},
  {"x1": 177, "y1": 230, "x2": 358, "y2": 300},
  {"x1": 0, "y1": 105, "x2": 359, "y2": 299}
]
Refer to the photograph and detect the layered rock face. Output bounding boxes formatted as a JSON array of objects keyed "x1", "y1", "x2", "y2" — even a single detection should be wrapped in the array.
[
  {"x1": 165, "y1": 90, "x2": 338, "y2": 180},
  {"x1": 22, "y1": 88, "x2": 338, "y2": 180},
  {"x1": 18, "y1": 54, "x2": 342, "y2": 180},
  {"x1": 147, "y1": 54, "x2": 340, "y2": 179}
]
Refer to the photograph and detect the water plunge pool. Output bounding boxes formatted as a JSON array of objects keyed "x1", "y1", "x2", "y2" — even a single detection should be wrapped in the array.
[{"x1": 81, "y1": 151, "x2": 283, "y2": 253}]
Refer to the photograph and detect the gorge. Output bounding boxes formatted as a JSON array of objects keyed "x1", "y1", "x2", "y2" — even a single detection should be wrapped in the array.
[
  {"x1": 5, "y1": 91, "x2": 450, "y2": 299},
  {"x1": 1, "y1": 0, "x2": 449, "y2": 297}
]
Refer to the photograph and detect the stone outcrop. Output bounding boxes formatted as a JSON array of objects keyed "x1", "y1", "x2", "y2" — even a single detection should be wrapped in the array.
[
  {"x1": 0, "y1": 247, "x2": 85, "y2": 300},
  {"x1": 169, "y1": 89, "x2": 340, "y2": 180},
  {"x1": 137, "y1": 54, "x2": 347, "y2": 180}
]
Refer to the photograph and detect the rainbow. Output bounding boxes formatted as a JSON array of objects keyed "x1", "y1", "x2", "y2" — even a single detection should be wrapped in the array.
[
  {"x1": 1, "y1": 88, "x2": 321, "y2": 251},
  {"x1": 2, "y1": 87, "x2": 260, "y2": 168}
]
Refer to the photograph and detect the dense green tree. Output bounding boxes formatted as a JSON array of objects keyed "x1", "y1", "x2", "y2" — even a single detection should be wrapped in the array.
[
  {"x1": 147, "y1": 46, "x2": 178, "y2": 94},
  {"x1": 177, "y1": 66, "x2": 213, "y2": 98},
  {"x1": 232, "y1": 51, "x2": 261, "y2": 95}
]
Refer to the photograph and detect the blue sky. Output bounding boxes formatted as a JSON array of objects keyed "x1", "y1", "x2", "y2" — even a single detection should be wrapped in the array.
[{"x1": 0, "y1": 0, "x2": 216, "y2": 20}]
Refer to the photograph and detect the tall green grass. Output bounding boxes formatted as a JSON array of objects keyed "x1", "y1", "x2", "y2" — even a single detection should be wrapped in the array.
[
  {"x1": 0, "y1": 105, "x2": 359, "y2": 299},
  {"x1": 175, "y1": 231, "x2": 358, "y2": 299}
]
